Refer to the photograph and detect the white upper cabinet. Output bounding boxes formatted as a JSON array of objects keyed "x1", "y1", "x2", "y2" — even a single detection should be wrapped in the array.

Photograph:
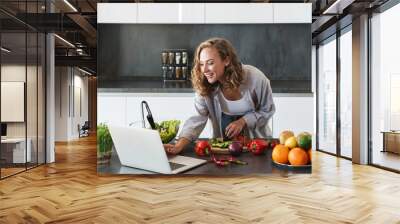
[
  {"x1": 273, "y1": 3, "x2": 312, "y2": 23},
  {"x1": 137, "y1": 3, "x2": 205, "y2": 24},
  {"x1": 98, "y1": 3, "x2": 312, "y2": 24},
  {"x1": 97, "y1": 3, "x2": 137, "y2": 24},
  {"x1": 180, "y1": 3, "x2": 205, "y2": 24},
  {"x1": 205, "y1": 3, "x2": 273, "y2": 24},
  {"x1": 138, "y1": 3, "x2": 180, "y2": 24}
]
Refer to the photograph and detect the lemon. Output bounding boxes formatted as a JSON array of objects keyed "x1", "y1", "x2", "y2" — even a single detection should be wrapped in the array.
[
  {"x1": 279, "y1": 130, "x2": 294, "y2": 144},
  {"x1": 284, "y1": 136, "x2": 297, "y2": 149}
]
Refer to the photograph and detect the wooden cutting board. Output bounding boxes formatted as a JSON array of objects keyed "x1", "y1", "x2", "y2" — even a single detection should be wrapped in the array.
[{"x1": 210, "y1": 147, "x2": 230, "y2": 154}]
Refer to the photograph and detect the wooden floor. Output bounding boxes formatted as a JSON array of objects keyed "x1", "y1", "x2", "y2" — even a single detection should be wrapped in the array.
[
  {"x1": 0, "y1": 136, "x2": 400, "y2": 223},
  {"x1": 1, "y1": 167, "x2": 26, "y2": 178}
]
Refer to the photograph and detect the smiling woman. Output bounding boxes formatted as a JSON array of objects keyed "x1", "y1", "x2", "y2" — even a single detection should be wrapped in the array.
[
  {"x1": 163, "y1": 37, "x2": 276, "y2": 155},
  {"x1": 192, "y1": 38, "x2": 244, "y2": 97}
]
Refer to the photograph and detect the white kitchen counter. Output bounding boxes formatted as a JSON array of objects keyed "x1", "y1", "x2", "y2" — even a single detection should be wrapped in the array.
[
  {"x1": 98, "y1": 92, "x2": 314, "y2": 140},
  {"x1": 98, "y1": 92, "x2": 313, "y2": 97}
]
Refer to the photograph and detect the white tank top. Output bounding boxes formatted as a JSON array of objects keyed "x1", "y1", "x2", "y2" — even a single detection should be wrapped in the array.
[{"x1": 218, "y1": 90, "x2": 254, "y2": 115}]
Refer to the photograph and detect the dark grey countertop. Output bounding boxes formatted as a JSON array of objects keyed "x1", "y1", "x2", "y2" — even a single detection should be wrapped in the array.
[
  {"x1": 97, "y1": 141, "x2": 311, "y2": 175},
  {"x1": 98, "y1": 78, "x2": 312, "y2": 94},
  {"x1": 99, "y1": 79, "x2": 194, "y2": 93}
]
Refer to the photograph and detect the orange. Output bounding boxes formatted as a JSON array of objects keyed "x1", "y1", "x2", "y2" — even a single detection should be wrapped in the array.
[
  {"x1": 288, "y1": 147, "x2": 309, "y2": 166},
  {"x1": 272, "y1": 144, "x2": 290, "y2": 164},
  {"x1": 308, "y1": 149, "x2": 312, "y2": 163}
]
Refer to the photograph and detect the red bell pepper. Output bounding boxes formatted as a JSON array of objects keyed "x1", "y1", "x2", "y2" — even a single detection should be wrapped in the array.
[
  {"x1": 270, "y1": 139, "x2": 279, "y2": 149},
  {"x1": 247, "y1": 139, "x2": 269, "y2": 155},
  {"x1": 233, "y1": 135, "x2": 250, "y2": 146},
  {"x1": 195, "y1": 140, "x2": 211, "y2": 156}
]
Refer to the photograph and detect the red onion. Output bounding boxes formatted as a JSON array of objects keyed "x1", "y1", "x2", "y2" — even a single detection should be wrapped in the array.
[{"x1": 228, "y1": 141, "x2": 243, "y2": 157}]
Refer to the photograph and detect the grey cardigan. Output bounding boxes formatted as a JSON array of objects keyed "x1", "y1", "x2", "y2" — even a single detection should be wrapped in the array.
[{"x1": 179, "y1": 64, "x2": 276, "y2": 141}]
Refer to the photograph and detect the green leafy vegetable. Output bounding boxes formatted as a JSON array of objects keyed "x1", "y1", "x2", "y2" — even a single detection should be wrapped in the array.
[
  {"x1": 157, "y1": 120, "x2": 181, "y2": 143},
  {"x1": 211, "y1": 138, "x2": 232, "y2": 148},
  {"x1": 97, "y1": 123, "x2": 113, "y2": 154}
]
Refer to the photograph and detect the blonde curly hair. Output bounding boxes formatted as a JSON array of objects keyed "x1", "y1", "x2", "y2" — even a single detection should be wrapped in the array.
[{"x1": 191, "y1": 38, "x2": 244, "y2": 96}]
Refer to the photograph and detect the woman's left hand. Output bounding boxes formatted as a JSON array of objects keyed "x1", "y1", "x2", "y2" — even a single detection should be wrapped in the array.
[{"x1": 225, "y1": 118, "x2": 247, "y2": 139}]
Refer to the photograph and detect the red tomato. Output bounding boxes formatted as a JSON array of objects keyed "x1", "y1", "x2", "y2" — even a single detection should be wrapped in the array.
[
  {"x1": 195, "y1": 141, "x2": 211, "y2": 156},
  {"x1": 254, "y1": 139, "x2": 269, "y2": 149}
]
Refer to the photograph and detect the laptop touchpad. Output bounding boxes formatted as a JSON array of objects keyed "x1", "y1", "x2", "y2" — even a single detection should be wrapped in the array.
[{"x1": 169, "y1": 162, "x2": 186, "y2": 170}]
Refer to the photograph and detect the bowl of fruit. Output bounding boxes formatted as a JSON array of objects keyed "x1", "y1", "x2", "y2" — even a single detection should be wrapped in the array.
[{"x1": 272, "y1": 130, "x2": 312, "y2": 169}]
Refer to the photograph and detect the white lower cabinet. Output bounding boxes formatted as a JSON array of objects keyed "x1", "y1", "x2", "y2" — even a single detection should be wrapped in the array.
[
  {"x1": 272, "y1": 96, "x2": 314, "y2": 137},
  {"x1": 98, "y1": 93, "x2": 314, "y2": 140}
]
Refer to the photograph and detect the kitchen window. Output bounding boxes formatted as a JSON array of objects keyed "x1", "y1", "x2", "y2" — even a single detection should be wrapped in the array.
[
  {"x1": 317, "y1": 35, "x2": 337, "y2": 155},
  {"x1": 339, "y1": 27, "x2": 352, "y2": 159},
  {"x1": 370, "y1": 2, "x2": 400, "y2": 172},
  {"x1": 316, "y1": 25, "x2": 353, "y2": 159}
]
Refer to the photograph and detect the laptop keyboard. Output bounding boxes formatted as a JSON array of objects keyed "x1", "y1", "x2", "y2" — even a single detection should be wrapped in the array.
[{"x1": 169, "y1": 162, "x2": 186, "y2": 171}]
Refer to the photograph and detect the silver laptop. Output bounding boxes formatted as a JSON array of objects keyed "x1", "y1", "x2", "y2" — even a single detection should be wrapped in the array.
[{"x1": 108, "y1": 125, "x2": 207, "y2": 174}]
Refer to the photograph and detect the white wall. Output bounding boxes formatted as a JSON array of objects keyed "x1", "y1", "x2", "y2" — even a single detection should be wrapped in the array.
[
  {"x1": 55, "y1": 67, "x2": 68, "y2": 141},
  {"x1": 1, "y1": 65, "x2": 36, "y2": 138},
  {"x1": 55, "y1": 67, "x2": 89, "y2": 141},
  {"x1": 72, "y1": 72, "x2": 89, "y2": 138}
]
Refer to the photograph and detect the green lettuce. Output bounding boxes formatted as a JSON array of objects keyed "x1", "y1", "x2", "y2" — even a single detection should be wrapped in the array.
[{"x1": 156, "y1": 120, "x2": 180, "y2": 144}]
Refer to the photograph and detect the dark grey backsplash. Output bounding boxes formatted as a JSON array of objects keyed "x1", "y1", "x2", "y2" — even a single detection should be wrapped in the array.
[
  {"x1": 99, "y1": 24, "x2": 310, "y2": 78},
  {"x1": 98, "y1": 24, "x2": 311, "y2": 92}
]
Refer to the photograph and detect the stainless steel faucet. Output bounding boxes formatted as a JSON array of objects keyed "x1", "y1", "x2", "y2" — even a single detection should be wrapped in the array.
[{"x1": 141, "y1": 101, "x2": 156, "y2": 129}]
